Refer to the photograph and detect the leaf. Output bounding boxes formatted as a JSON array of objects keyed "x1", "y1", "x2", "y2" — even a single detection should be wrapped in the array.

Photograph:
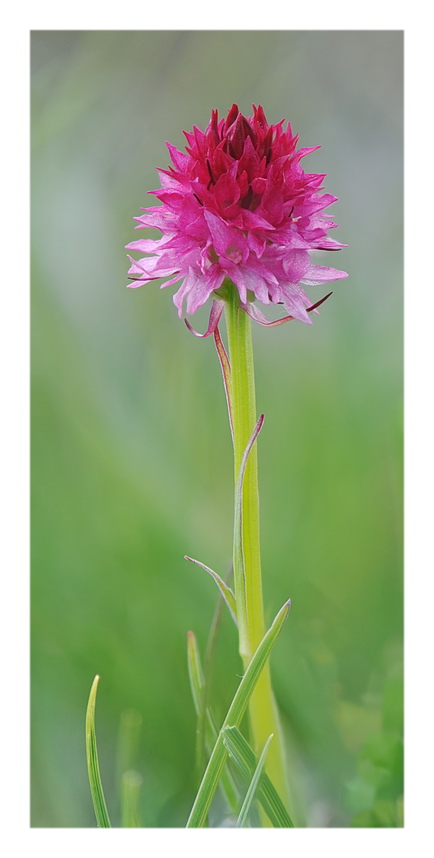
[
  {"x1": 222, "y1": 726, "x2": 294, "y2": 828},
  {"x1": 233, "y1": 413, "x2": 264, "y2": 635},
  {"x1": 187, "y1": 629, "x2": 208, "y2": 779},
  {"x1": 187, "y1": 631, "x2": 239, "y2": 816},
  {"x1": 199, "y1": 563, "x2": 233, "y2": 774},
  {"x1": 85, "y1": 675, "x2": 111, "y2": 828},
  {"x1": 184, "y1": 555, "x2": 237, "y2": 625},
  {"x1": 186, "y1": 597, "x2": 291, "y2": 827},
  {"x1": 235, "y1": 733, "x2": 274, "y2": 827},
  {"x1": 187, "y1": 630, "x2": 204, "y2": 719}
]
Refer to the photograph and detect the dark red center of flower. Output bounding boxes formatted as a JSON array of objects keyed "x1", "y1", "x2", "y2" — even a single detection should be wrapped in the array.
[{"x1": 172, "y1": 103, "x2": 301, "y2": 226}]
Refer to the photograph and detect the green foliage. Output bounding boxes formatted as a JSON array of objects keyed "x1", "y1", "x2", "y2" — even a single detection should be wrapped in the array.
[
  {"x1": 187, "y1": 630, "x2": 239, "y2": 816},
  {"x1": 86, "y1": 681, "x2": 145, "y2": 827},
  {"x1": 186, "y1": 600, "x2": 291, "y2": 827},
  {"x1": 222, "y1": 727, "x2": 294, "y2": 827},
  {"x1": 346, "y1": 673, "x2": 403, "y2": 828},
  {"x1": 85, "y1": 677, "x2": 111, "y2": 828},
  {"x1": 235, "y1": 733, "x2": 274, "y2": 827},
  {"x1": 351, "y1": 799, "x2": 403, "y2": 828}
]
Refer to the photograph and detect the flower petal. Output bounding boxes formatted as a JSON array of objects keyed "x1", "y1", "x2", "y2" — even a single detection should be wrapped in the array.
[
  {"x1": 184, "y1": 299, "x2": 225, "y2": 337},
  {"x1": 301, "y1": 264, "x2": 349, "y2": 286}
]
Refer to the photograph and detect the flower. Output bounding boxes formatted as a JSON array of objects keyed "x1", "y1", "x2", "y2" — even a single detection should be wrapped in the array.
[{"x1": 126, "y1": 104, "x2": 347, "y2": 327}]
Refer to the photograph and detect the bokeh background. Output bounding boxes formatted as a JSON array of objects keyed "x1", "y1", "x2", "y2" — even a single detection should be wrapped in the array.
[{"x1": 31, "y1": 30, "x2": 403, "y2": 828}]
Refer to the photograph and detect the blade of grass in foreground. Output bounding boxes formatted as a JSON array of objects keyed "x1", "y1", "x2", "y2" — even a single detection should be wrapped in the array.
[
  {"x1": 236, "y1": 733, "x2": 273, "y2": 827},
  {"x1": 222, "y1": 726, "x2": 294, "y2": 827},
  {"x1": 187, "y1": 630, "x2": 239, "y2": 816},
  {"x1": 186, "y1": 598, "x2": 291, "y2": 827},
  {"x1": 85, "y1": 675, "x2": 111, "y2": 828}
]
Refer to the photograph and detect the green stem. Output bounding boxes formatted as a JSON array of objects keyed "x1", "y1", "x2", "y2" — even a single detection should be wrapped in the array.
[{"x1": 224, "y1": 284, "x2": 290, "y2": 815}]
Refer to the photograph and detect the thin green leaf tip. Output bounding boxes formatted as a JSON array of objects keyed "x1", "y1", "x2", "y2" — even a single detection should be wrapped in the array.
[
  {"x1": 85, "y1": 675, "x2": 111, "y2": 828},
  {"x1": 184, "y1": 555, "x2": 238, "y2": 625}
]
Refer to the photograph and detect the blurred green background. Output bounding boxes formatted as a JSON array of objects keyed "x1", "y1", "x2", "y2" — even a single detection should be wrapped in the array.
[{"x1": 31, "y1": 30, "x2": 403, "y2": 827}]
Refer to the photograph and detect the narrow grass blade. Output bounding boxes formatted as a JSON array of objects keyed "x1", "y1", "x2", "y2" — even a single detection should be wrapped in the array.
[
  {"x1": 85, "y1": 675, "x2": 111, "y2": 828},
  {"x1": 200, "y1": 565, "x2": 232, "y2": 773},
  {"x1": 187, "y1": 630, "x2": 205, "y2": 718},
  {"x1": 186, "y1": 598, "x2": 291, "y2": 827},
  {"x1": 187, "y1": 631, "x2": 239, "y2": 815},
  {"x1": 233, "y1": 414, "x2": 265, "y2": 634},
  {"x1": 121, "y1": 770, "x2": 143, "y2": 827},
  {"x1": 236, "y1": 733, "x2": 273, "y2": 827},
  {"x1": 222, "y1": 726, "x2": 294, "y2": 828},
  {"x1": 187, "y1": 629, "x2": 208, "y2": 780},
  {"x1": 184, "y1": 555, "x2": 237, "y2": 625}
]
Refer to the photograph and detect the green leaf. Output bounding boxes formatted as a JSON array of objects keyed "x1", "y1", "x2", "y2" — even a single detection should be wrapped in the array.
[
  {"x1": 187, "y1": 628, "x2": 209, "y2": 778},
  {"x1": 121, "y1": 770, "x2": 143, "y2": 827},
  {"x1": 187, "y1": 630, "x2": 204, "y2": 717},
  {"x1": 236, "y1": 733, "x2": 273, "y2": 827},
  {"x1": 222, "y1": 726, "x2": 294, "y2": 828},
  {"x1": 187, "y1": 631, "x2": 239, "y2": 816},
  {"x1": 186, "y1": 597, "x2": 291, "y2": 827},
  {"x1": 85, "y1": 675, "x2": 111, "y2": 828},
  {"x1": 184, "y1": 555, "x2": 237, "y2": 625},
  {"x1": 233, "y1": 413, "x2": 264, "y2": 646}
]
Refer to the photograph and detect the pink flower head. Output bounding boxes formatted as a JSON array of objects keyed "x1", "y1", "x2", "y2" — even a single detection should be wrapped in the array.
[{"x1": 126, "y1": 104, "x2": 347, "y2": 326}]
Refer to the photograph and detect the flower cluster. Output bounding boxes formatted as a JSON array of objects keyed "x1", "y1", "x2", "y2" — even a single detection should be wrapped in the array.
[{"x1": 126, "y1": 104, "x2": 347, "y2": 326}]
